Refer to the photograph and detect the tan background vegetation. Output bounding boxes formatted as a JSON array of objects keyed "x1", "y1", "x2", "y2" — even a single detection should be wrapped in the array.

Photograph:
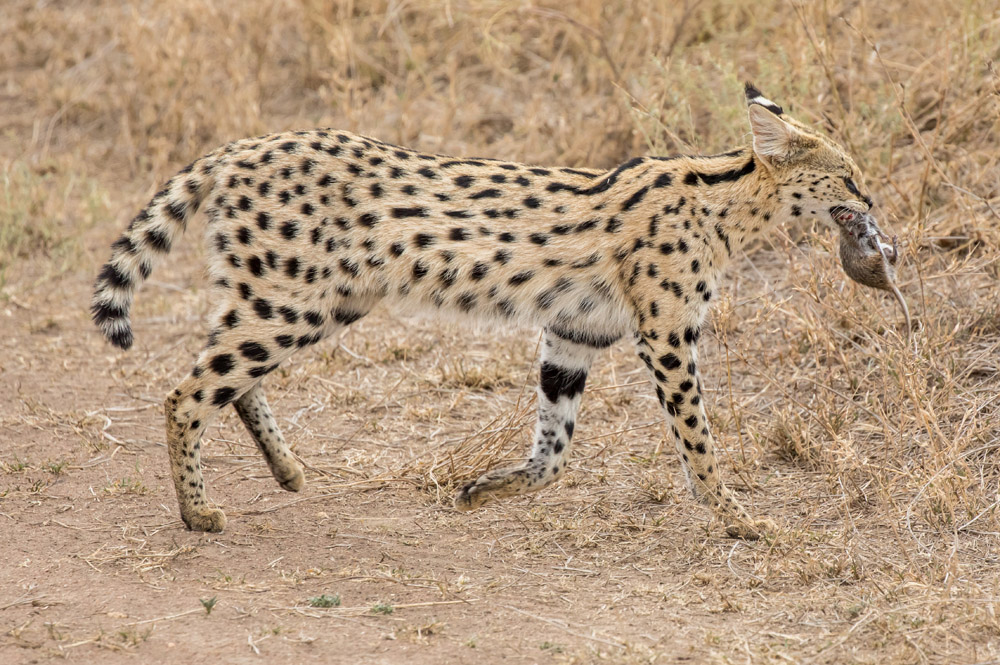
[{"x1": 1, "y1": 0, "x2": 999, "y2": 662}]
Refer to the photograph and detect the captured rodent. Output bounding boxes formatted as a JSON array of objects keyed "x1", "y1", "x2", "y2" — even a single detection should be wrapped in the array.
[{"x1": 833, "y1": 207, "x2": 912, "y2": 337}]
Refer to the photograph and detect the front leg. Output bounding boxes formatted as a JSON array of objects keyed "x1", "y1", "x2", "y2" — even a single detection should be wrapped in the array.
[
  {"x1": 455, "y1": 329, "x2": 605, "y2": 510},
  {"x1": 635, "y1": 332, "x2": 773, "y2": 539}
]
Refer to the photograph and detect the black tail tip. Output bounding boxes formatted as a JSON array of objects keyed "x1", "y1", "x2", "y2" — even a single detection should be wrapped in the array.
[{"x1": 108, "y1": 329, "x2": 134, "y2": 350}]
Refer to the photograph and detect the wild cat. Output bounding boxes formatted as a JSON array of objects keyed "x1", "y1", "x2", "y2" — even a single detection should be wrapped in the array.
[{"x1": 92, "y1": 84, "x2": 879, "y2": 538}]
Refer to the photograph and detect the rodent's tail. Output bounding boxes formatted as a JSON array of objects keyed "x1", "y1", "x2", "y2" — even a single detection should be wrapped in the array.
[{"x1": 91, "y1": 156, "x2": 216, "y2": 350}]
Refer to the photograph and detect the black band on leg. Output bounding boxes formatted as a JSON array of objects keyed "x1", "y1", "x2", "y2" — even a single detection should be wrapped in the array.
[{"x1": 539, "y1": 362, "x2": 588, "y2": 403}]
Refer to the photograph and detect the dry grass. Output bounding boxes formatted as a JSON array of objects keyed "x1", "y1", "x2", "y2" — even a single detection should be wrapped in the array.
[{"x1": 2, "y1": 0, "x2": 1000, "y2": 663}]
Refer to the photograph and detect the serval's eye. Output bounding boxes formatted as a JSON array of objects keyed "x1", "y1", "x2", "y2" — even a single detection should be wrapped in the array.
[{"x1": 843, "y1": 177, "x2": 860, "y2": 196}]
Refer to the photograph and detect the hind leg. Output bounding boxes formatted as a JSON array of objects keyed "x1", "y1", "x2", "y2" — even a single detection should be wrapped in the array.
[
  {"x1": 165, "y1": 295, "x2": 375, "y2": 531},
  {"x1": 165, "y1": 367, "x2": 287, "y2": 532},
  {"x1": 164, "y1": 330, "x2": 316, "y2": 531},
  {"x1": 233, "y1": 383, "x2": 304, "y2": 492},
  {"x1": 165, "y1": 376, "x2": 235, "y2": 532}
]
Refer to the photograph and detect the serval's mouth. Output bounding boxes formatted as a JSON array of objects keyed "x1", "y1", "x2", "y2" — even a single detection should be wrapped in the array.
[{"x1": 830, "y1": 205, "x2": 866, "y2": 229}]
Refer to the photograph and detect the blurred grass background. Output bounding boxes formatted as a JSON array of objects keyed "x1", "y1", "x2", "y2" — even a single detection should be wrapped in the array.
[{"x1": 2, "y1": 1, "x2": 1000, "y2": 661}]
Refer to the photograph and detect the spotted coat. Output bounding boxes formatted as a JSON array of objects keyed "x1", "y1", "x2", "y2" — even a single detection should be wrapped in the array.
[{"x1": 93, "y1": 84, "x2": 875, "y2": 537}]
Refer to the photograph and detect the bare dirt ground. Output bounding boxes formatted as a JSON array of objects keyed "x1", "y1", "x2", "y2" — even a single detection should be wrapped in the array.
[{"x1": 2, "y1": 1, "x2": 1000, "y2": 663}]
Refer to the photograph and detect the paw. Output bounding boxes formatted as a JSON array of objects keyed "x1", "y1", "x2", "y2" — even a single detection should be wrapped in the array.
[
  {"x1": 454, "y1": 481, "x2": 490, "y2": 512},
  {"x1": 182, "y1": 507, "x2": 227, "y2": 533},
  {"x1": 276, "y1": 463, "x2": 305, "y2": 492},
  {"x1": 724, "y1": 517, "x2": 777, "y2": 541},
  {"x1": 454, "y1": 465, "x2": 543, "y2": 511}
]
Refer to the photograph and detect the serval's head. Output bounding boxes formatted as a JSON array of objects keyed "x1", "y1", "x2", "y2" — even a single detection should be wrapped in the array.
[{"x1": 743, "y1": 82, "x2": 873, "y2": 230}]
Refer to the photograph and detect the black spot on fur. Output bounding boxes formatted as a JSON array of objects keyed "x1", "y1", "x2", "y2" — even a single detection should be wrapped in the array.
[
  {"x1": 653, "y1": 173, "x2": 672, "y2": 188},
  {"x1": 253, "y1": 298, "x2": 274, "y2": 319},
  {"x1": 471, "y1": 262, "x2": 490, "y2": 280},
  {"x1": 457, "y1": 292, "x2": 477, "y2": 311},
  {"x1": 296, "y1": 332, "x2": 322, "y2": 347},
  {"x1": 621, "y1": 185, "x2": 649, "y2": 211},
  {"x1": 659, "y1": 353, "x2": 681, "y2": 370},
  {"x1": 509, "y1": 270, "x2": 534, "y2": 285},
  {"x1": 686, "y1": 158, "x2": 756, "y2": 186},
  {"x1": 277, "y1": 305, "x2": 299, "y2": 324},
  {"x1": 540, "y1": 362, "x2": 588, "y2": 403},
  {"x1": 414, "y1": 233, "x2": 436, "y2": 248},
  {"x1": 496, "y1": 298, "x2": 516, "y2": 318},
  {"x1": 90, "y1": 300, "x2": 128, "y2": 343},
  {"x1": 145, "y1": 228, "x2": 171, "y2": 252},
  {"x1": 535, "y1": 277, "x2": 572, "y2": 310},
  {"x1": 165, "y1": 200, "x2": 188, "y2": 222},
  {"x1": 393, "y1": 207, "x2": 428, "y2": 218},
  {"x1": 573, "y1": 157, "x2": 644, "y2": 195},
  {"x1": 112, "y1": 235, "x2": 138, "y2": 255},
  {"x1": 280, "y1": 220, "x2": 298, "y2": 239},
  {"x1": 97, "y1": 263, "x2": 132, "y2": 289},
  {"x1": 339, "y1": 258, "x2": 360, "y2": 277},
  {"x1": 209, "y1": 354, "x2": 235, "y2": 375},
  {"x1": 548, "y1": 326, "x2": 619, "y2": 349},
  {"x1": 212, "y1": 387, "x2": 237, "y2": 406},
  {"x1": 247, "y1": 255, "x2": 265, "y2": 276}
]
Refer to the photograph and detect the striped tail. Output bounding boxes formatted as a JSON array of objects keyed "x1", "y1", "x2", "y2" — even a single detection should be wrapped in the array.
[{"x1": 91, "y1": 157, "x2": 215, "y2": 350}]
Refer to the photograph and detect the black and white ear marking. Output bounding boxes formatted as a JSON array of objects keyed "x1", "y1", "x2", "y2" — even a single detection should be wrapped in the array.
[{"x1": 744, "y1": 81, "x2": 783, "y2": 116}]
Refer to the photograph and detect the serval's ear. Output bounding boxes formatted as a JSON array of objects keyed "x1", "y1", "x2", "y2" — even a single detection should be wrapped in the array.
[
  {"x1": 744, "y1": 82, "x2": 784, "y2": 116},
  {"x1": 744, "y1": 82, "x2": 816, "y2": 164}
]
